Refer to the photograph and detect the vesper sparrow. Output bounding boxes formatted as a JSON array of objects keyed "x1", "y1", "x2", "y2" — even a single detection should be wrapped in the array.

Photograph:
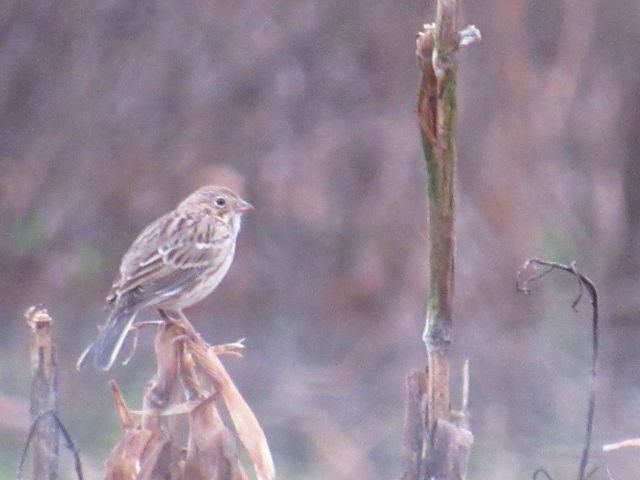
[{"x1": 77, "y1": 185, "x2": 253, "y2": 370}]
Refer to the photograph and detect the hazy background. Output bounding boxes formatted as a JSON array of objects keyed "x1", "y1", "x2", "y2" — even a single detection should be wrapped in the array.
[{"x1": 2, "y1": 0, "x2": 640, "y2": 478}]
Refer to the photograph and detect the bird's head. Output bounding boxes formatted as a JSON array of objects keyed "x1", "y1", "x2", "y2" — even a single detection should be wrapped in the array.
[{"x1": 180, "y1": 185, "x2": 253, "y2": 225}]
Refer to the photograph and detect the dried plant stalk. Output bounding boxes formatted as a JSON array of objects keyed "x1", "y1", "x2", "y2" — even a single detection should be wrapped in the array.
[
  {"x1": 25, "y1": 306, "x2": 59, "y2": 480},
  {"x1": 405, "y1": 1, "x2": 480, "y2": 479},
  {"x1": 105, "y1": 315, "x2": 274, "y2": 480},
  {"x1": 106, "y1": 381, "x2": 173, "y2": 480},
  {"x1": 181, "y1": 317, "x2": 275, "y2": 480}
]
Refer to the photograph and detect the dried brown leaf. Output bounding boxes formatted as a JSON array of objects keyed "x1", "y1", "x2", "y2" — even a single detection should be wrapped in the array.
[
  {"x1": 144, "y1": 323, "x2": 183, "y2": 412},
  {"x1": 183, "y1": 398, "x2": 248, "y2": 480},
  {"x1": 105, "y1": 427, "x2": 171, "y2": 480},
  {"x1": 187, "y1": 338, "x2": 275, "y2": 480}
]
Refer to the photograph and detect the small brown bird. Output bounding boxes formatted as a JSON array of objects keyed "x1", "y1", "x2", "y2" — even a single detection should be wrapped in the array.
[{"x1": 77, "y1": 185, "x2": 253, "y2": 370}]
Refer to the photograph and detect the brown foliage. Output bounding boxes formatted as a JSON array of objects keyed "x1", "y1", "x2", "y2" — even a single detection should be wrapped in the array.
[{"x1": 105, "y1": 316, "x2": 273, "y2": 480}]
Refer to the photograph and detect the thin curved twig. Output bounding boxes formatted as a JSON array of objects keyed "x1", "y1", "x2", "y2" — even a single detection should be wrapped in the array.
[
  {"x1": 17, "y1": 410, "x2": 84, "y2": 480},
  {"x1": 533, "y1": 468, "x2": 555, "y2": 480},
  {"x1": 517, "y1": 258, "x2": 598, "y2": 480}
]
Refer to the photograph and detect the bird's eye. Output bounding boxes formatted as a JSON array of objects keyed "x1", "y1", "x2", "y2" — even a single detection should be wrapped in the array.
[{"x1": 215, "y1": 197, "x2": 226, "y2": 207}]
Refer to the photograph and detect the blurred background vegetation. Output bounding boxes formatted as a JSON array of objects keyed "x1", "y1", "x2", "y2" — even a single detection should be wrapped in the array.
[{"x1": 1, "y1": 0, "x2": 640, "y2": 478}]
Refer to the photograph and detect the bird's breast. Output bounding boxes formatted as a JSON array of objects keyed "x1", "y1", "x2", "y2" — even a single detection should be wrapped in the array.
[{"x1": 160, "y1": 243, "x2": 237, "y2": 310}]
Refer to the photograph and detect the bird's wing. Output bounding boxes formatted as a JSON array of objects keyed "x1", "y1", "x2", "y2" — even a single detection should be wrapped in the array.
[{"x1": 108, "y1": 210, "x2": 231, "y2": 307}]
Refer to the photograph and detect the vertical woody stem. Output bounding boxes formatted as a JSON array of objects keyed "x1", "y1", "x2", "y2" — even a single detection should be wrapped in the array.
[
  {"x1": 405, "y1": 2, "x2": 478, "y2": 478},
  {"x1": 417, "y1": 0, "x2": 459, "y2": 436},
  {"x1": 25, "y1": 306, "x2": 59, "y2": 480}
]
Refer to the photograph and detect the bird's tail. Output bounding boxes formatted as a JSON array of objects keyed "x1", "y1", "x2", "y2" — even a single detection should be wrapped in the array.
[{"x1": 76, "y1": 306, "x2": 137, "y2": 371}]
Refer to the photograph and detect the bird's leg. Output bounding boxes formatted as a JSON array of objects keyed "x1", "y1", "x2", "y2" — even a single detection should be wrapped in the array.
[
  {"x1": 169, "y1": 310, "x2": 244, "y2": 357},
  {"x1": 159, "y1": 310, "x2": 193, "y2": 331},
  {"x1": 173, "y1": 310, "x2": 200, "y2": 338}
]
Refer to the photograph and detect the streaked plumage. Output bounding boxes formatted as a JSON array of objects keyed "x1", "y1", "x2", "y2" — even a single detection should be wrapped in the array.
[{"x1": 77, "y1": 185, "x2": 253, "y2": 371}]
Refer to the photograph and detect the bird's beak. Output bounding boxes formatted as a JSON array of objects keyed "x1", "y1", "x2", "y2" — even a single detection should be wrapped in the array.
[{"x1": 236, "y1": 199, "x2": 254, "y2": 213}]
